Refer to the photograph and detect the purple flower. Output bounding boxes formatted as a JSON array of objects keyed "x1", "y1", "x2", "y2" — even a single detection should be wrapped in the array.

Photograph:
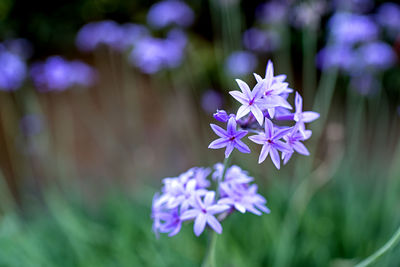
[
  {"x1": 294, "y1": 92, "x2": 320, "y2": 137},
  {"x1": 377, "y1": 3, "x2": 400, "y2": 37},
  {"x1": 213, "y1": 110, "x2": 230, "y2": 122},
  {"x1": 243, "y1": 28, "x2": 280, "y2": 53},
  {"x1": 0, "y1": 49, "x2": 26, "y2": 91},
  {"x1": 209, "y1": 116, "x2": 250, "y2": 158},
  {"x1": 208, "y1": 117, "x2": 250, "y2": 158},
  {"x1": 248, "y1": 118, "x2": 292, "y2": 169},
  {"x1": 225, "y1": 51, "x2": 257, "y2": 77},
  {"x1": 180, "y1": 192, "x2": 229, "y2": 236},
  {"x1": 30, "y1": 56, "x2": 96, "y2": 92},
  {"x1": 317, "y1": 45, "x2": 356, "y2": 71},
  {"x1": 229, "y1": 79, "x2": 268, "y2": 125},
  {"x1": 218, "y1": 183, "x2": 270, "y2": 215},
  {"x1": 201, "y1": 90, "x2": 223, "y2": 113},
  {"x1": 147, "y1": 0, "x2": 194, "y2": 29},
  {"x1": 256, "y1": 1, "x2": 288, "y2": 24},
  {"x1": 357, "y1": 42, "x2": 397, "y2": 71},
  {"x1": 328, "y1": 13, "x2": 378, "y2": 45},
  {"x1": 253, "y1": 60, "x2": 293, "y2": 118},
  {"x1": 212, "y1": 163, "x2": 254, "y2": 184},
  {"x1": 282, "y1": 126, "x2": 312, "y2": 165}
]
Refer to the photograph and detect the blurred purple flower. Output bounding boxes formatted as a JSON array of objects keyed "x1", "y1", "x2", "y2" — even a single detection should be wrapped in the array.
[
  {"x1": 31, "y1": 56, "x2": 97, "y2": 92},
  {"x1": 129, "y1": 30, "x2": 187, "y2": 74},
  {"x1": 120, "y1": 23, "x2": 150, "y2": 50},
  {"x1": 4, "y1": 38, "x2": 33, "y2": 60},
  {"x1": 180, "y1": 192, "x2": 229, "y2": 236},
  {"x1": 332, "y1": 0, "x2": 374, "y2": 13},
  {"x1": 256, "y1": 1, "x2": 288, "y2": 24},
  {"x1": 76, "y1": 20, "x2": 125, "y2": 52},
  {"x1": 147, "y1": 0, "x2": 194, "y2": 29},
  {"x1": 201, "y1": 90, "x2": 223, "y2": 113},
  {"x1": 290, "y1": 1, "x2": 327, "y2": 29},
  {"x1": 0, "y1": 49, "x2": 26, "y2": 91},
  {"x1": 377, "y1": 3, "x2": 400, "y2": 37},
  {"x1": 357, "y1": 42, "x2": 397, "y2": 71},
  {"x1": 225, "y1": 51, "x2": 257, "y2": 77},
  {"x1": 209, "y1": 116, "x2": 250, "y2": 158},
  {"x1": 317, "y1": 45, "x2": 356, "y2": 71},
  {"x1": 243, "y1": 28, "x2": 280, "y2": 53},
  {"x1": 19, "y1": 114, "x2": 43, "y2": 137},
  {"x1": 350, "y1": 74, "x2": 380, "y2": 96},
  {"x1": 328, "y1": 13, "x2": 378, "y2": 45}
]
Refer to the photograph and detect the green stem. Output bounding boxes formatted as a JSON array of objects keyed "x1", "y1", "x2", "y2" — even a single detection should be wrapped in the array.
[
  {"x1": 202, "y1": 156, "x2": 230, "y2": 267},
  {"x1": 355, "y1": 224, "x2": 400, "y2": 267}
]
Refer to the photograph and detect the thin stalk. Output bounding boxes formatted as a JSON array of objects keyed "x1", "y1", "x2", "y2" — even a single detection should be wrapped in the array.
[
  {"x1": 355, "y1": 224, "x2": 400, "y2": 267},
  {"x1": 202, "y1": 156, "x2": 230, "y2": 267}
]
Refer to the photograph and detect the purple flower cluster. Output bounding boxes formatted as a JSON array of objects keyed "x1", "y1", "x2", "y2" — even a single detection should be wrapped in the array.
[
  {"x1": 30, "y1": 56, "x2": 97, "y2": 92},
  {"x1": 147, "y1": 0, "x2": 194, "y2": 29},
  {"x1": 210, "y1": 61, "x2": 319, "y2": 169},
  {"x1": 152, "y1": 165, "x2": 269, "y2": 237}
]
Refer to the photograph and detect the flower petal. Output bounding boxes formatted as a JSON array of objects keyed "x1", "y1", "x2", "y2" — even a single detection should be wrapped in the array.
[
  {"x1": 258, "y1": 144, "x2": 270, "y2": 164},
  {"x1": 226, "y1": 117, "x2": 237, "y2": 135},
  {"x1": 206, "y1": 215, "x2": 223, "y2": 234},
  {"x1": 250, "y1": 106, "x2": 264, "y2": 126},
  {"x1": 248, "y1": 133, "x2": 267, "y2": 144},
  {"x1": 208, "y1": 138, "x2": 229, "y2": 149},
  {"x1": 270, "y1": 147, "x2": 281, "y2": 169},
  {"x1": 229, "y1": 91, "x2": 248, "y2": 105},
  {"x1": 301, "y1": 111, "x2": 320, "y2": 123},
  {"x1": 194, "y1": 213, "x2": 207, "y2": 236},
  {"x1": 236, "y1": 105, "x2": 251, "y2": 120},
  {"x1": 234, "y1": 140, "x2": 251, "y2": 154},
  {"x1": 295, "y1": 91, "x2": 302, "y2": 113},
  {"x1": 210, "y1": 124, "x2": 227, "y2": 138},
  {"x1": 208, "y1": 204, "x2": 230, "y2": 214},
  {"x1": 204, "y1": 191, "x2": 215, "y2": 206},
  {"x1": 253, "y1": 73, "x2": 263, "y2": 83},
  {"x1": 236, "y1": 79, "x2": 252, "y2": 99},
  {"x1": 225, "y1": 142, "x2": 234, "y2": 158},
  {"x1": 292, "y1": 141, "x2": 310, "y2": 155},
  {"x1": 264, "y1": 118, "x2": 274, "y2": 138},
  {"x1": 180, "y1": 209, "x2": 200, "y2": 221}
]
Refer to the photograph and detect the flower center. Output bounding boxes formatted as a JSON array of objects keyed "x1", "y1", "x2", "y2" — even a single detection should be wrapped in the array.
[
  {"x1": 267, "y1": 139, "x2": 272, "y2": 144},
  {"x1": 229, "y1": 136, "x2": 235, "y2": 141},
  {"x1": 201, "y1": 208, "x2": 207, "y2": 213}
]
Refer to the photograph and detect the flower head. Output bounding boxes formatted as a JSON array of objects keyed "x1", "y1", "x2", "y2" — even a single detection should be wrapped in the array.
[
  {"x1": 294, "y1": 92, "x2": 320, "y2": 137},
  {"x1": 209, "y1": 117, "x2": 250, "y2": 158}
]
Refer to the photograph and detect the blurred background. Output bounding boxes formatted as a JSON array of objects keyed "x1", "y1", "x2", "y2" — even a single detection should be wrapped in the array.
[{"x1": 0, "y1": 0, "x2": 400, "y2": 266}]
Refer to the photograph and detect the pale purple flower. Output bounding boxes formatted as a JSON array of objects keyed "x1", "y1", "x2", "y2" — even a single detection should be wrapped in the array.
[
  {"x1": 248, "y1": 118, "x2": 292, "y2": 169},
  {"x1": 317, "y1": 45, "x2": 356, "y2": 71},
  {"x1": 212, "y1": 163, "x2": 254, "y2": 184},
  {"x1": 225, "y1": 51, "x2": 257, "y2": 77},
  {"x1": 256, "y1": 1, "x2": 288, "y2": 24},
  {"x1": 31, "y1": 56, "x2": 96, "y2": 92},
  {"x1": 282, "y1": 126, "x2": 312, "y2": 165},
  {"x1": 147, "y1": 0, "x2": 194, "y2": 29},
  {"x1": 294, "y1": 92, "x2": 320, "y2": 137},
  {"x1": 0, "y1": 49, "x2": 26, "y2": 91},
  {"x1": 357, "y1": 42, "x2": 397, "y2": 71},
  {"x1": 328, "y1": 13, "x2": 378, "y2": 45},
  {"x1": 229, "y1": 79, "x2": 267, "y2": 125},
  {"x1": 218, "y1": 183, "x2": 270, "y2": 215},
  {"x1": 377, "y1": 3, "x2": 400, "y2": 37},
  {"x1": 253, "y1": 60, "x2": 293, "y2": 118},
  {"x1": 213, "y1": 110, "x2": 231, "y2": 122},
  {"x1": 209, "y1": 117, "x2": 250, "y2": 158},
  {"x1": 180, "y1": 192, "x2": 229, "y2": 236}
]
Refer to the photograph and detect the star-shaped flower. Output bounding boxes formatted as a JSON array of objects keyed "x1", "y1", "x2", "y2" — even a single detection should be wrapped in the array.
[
  {"x1": 180, "y1": 192, "x2": 230, "y2": 236},
  {"x1": 248, "y1": 118, "x2": 292, "y2": 169},
  {"x1": 294, "y1": 92, "x2": 320, "y2": 137},
  {"x1": 208, "y1": 117, "x2": 250, "y2": 158},
  {"x1": 282, "y1": 125, "x2": 312, "y2": 165},
  {"x1": 229, "y1": 79, "x2": 267, "y2": 125}
]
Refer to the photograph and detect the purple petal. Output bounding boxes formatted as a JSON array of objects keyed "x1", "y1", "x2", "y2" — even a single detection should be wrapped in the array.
[
  {"x1": 229, "y1": 91, "x2": 248, "y2": 105},
  {"x1": 292, "y1": 141, "x2": 310, "y2": 155},
  {"x1": 181, "y1": 209, "x2": 200, "y2": 221},
  {"x1": 206, "y1": 215, "x2": 222, "y2": 234},
  {"x1": 194, "y1": 213, "x2": 207, "y2": 236},
  {"x1": 204, "y1": 191, "x2": 215, "y2": 206},
  {"x1": 301, "y1": 111, "x2": 320, "y2": 123},
  {"x1": 235, "y1": 130, "x2": 248, "y2": 139},
  {"x1": 258, "y1": 144, "x2": 270, "y2": 163},
  {"x1": 168, "y1": 223, "x2": 182, "y2": 236},
  {"x1": 270, "y1": 147, "x2": 281, "y2": 169},
  {"x1": 227, "y1": 117, "x2": 237, "y2": 135},
  {"x1": 253, "y1": 73, "x2": 263, "y2": 83},
  {"x1": 283, "y1": 152, "x2": 293, "y2": 165},
  {"x1": 273, "y1": 127, "x2": 292, "y2": 140},
  {"x1": 234, "y1": 140, "x2": 251, "y2": 154},
  {"x1": 273, "y1": 140, "x2": 293, "y2": 153},
  {"x1": 252, "y1": 80, "x2": 267, "y2": 99},
  {"x1": 210, "y1": 124, "x2": 227, "y2": 138},
  {"x1": 208, "y1": 204, "x2": 230, "y2": 214},
  {"x1": 236, "y1": 79, "x2": 252, "y2": 99},
  {"x1": 208, "y1": 138, "x2": 229, "y2": 149},
  {"x1": 225, "y1": 142, "x2": 234, "y2": 158},
  {"x1": 265, "y1": 60, "x2": 274, "y2": 82},
  {"x1": 295, "y1": 91, "x2": 302, "y2": 113},
  {"x1": 234, "y1": 203, "x2": 246, "y2": 213},
  {"x1": 236, "y1": 105, "x2": 251, "y2": 120},
  {"x1": 248, "y1": 133, "x2": 267, "y2": 144},
  {"x1": 269, "y1": 95, "x2": 292, "y2": 109},
  {"x1": 250, "y1": 106, "x2": 264, "y2": 126},
  {"x1": 264, "y1": 118, "x2": 274, "y2": 138}
]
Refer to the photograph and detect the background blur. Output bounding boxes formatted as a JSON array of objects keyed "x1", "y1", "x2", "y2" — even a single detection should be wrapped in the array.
[{"x1": 0, "y1": 0, "x2": 400, "y2": 266}]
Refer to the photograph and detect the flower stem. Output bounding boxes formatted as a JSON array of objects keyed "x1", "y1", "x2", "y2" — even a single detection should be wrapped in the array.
[
  {"x1": 202, "y1": 156, "x2": 230, "y2": 267},
  {"x1": 355, "y1": 224, "x2": 400, "y2": 267}
]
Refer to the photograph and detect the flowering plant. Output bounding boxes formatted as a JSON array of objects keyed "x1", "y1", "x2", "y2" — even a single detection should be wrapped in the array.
[{"x1": 151, "y1": 60, "x2": 319, "y2": 239}]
